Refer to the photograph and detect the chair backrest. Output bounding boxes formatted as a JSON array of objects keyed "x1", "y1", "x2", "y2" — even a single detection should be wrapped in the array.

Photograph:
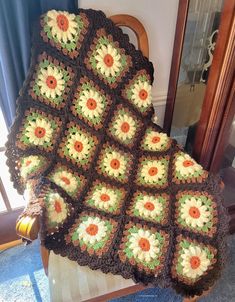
[{"x1": 109, "y1": 14, "x2": 149, "y2": 58}]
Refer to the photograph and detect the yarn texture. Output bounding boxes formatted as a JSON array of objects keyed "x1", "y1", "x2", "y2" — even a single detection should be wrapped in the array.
[{"x1": 5, "y1": 9, "x2": 228, "y2": 297}]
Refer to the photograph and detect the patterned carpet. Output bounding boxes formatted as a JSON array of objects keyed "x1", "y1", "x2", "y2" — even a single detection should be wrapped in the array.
[{"x1": 0, "y1": 236, "x2": 234, "y2": 302}]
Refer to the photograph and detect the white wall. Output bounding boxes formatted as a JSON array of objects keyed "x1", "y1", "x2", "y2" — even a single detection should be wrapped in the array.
[{"x1": 79, "y1": 0, "x2": 179, "y2": 126}]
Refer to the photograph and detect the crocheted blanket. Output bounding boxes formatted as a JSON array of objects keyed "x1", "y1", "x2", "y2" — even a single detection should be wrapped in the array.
[{"x1": 6, "y1": 9, "x2": 228, "y2": 297}]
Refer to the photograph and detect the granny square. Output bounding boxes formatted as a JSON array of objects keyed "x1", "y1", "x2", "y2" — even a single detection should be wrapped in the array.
[
  {"x1": 29, "y1": 52, "x2": 74, "y2": 109},
  {"x1": 172, "y1": 151, "x2": 208, "y2": 184},
  {"x1": 18, "y1": 155, "x2": 49, "y2": 182},
  {"x1": 85, "y1": 28, "x2": 132, "y2": 88},
  {"x1": 118, "y1": 222, "x2": 170, "y2": 275},
  {"x1": 107, "y1": 104, "x2": 143, "y2": 147},
  {"x1": 16, "y1": 108, "x2": 62, "y2": 152},
  {"x1": 135, "y1": 155, "x2": 169, "y2": 188},
  {"x1": 141, "y1": 127, "x2": 171, "y2": 152},
  {"x1": 122, "y1": 70, "x2": 153, "y2": 115},
  {"x1": 43, "y1": 187, "x2": 73, "y2": 233},
  {"x1": 127, "y1": 191, "x2": 169, "y2": 225},
  {"x1": 96, "y1": 143, "x2": 134, "y2": 183},
  {"x1": 71, "y1": 76, "x2": 112, "y2": 130},
  {"x1": 58, "y1": 121, "x2": 98, "y2": 169},
  {"x1": 65, "y1": 211, "x2": 118, "y2": 256},
  {"x1": 41, "y1": 10, "x2": 89, "y2": 58},
  {"x1": 84, "y1": 179, "x2": 126, "y2": 214},
  {"x1": 47, "y1": 163, "x2": 86, "y2": 199},
  {"x1": 175, "y1": 191, "x2": 218, "y2": 237},
  {"x1": 171, "y1": 235, "x2": 217, "y2": 285}
]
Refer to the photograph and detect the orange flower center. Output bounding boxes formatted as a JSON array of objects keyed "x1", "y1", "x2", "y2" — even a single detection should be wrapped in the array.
[
  {"x1": 189, "y1": 206, "x2": 201, "y2": 219},
  {"x1": 139, "y1": 89, "x2": 148, "y2": 100},
  {"x1": 74, "y1": 141, "x2": 83, "y2": 153},
  {"x1": 34, "y1": 127, "x2": 46, "y2": 138},
  {"x1": 25, "y1": 160, "x2": 32, "y2": 167},
  {"x1": 100, "y1": 193, "x2": 110, "y2": 202},
  {"x1": 144, "y1": 201, "x2": 155, "y2": 211},
  {"x1": 103, "y1": 54, "x2": 114, "y2": 67},
  {"x1": 183, "y1": 160, "x2": 194, "y2": 167},
  {"x1": 61, "y1": 176, "x2": 70, "y2": 185},
  {"x1": 152, "y1": 136, "x2": 160, "y2": 143},
  {"x1": 110, "y1": 159, "x2": 120, "y2": 170},
  {"x1": 86, "y1": 98, "x2": 97, "y2": 110},
  {"x1": 190, "y1": 256, "x2": 201, "y2": 269},
  {"x1": 148, "y1": 167, "x2": 158, "y2": 176},
  {"x1": 56, "y1": 14, "x2": 69, "y2": 31},
  {"x1": 46, "y1": 75, "x2": 57, "y2": 89},
  {"x1": 138, "y1": 238, "x2": 150, "y2": 251},
  {"x1": 54, "y1": 200, "x2": 62, "y2": 213},
  {"x1": 86, "y1": 224, "x2": 98, "y2": 236},
  {"x1": 121, "y1": 122, "x2": 130, "y2": 133}
]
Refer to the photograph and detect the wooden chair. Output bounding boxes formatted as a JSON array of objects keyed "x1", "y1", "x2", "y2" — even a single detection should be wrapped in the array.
[{"x1": 15, "y1": 14, "x2": 209, "y2": 302}]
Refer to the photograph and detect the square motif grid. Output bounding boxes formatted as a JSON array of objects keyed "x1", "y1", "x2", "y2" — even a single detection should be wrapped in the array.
[
  {"x1": 29, "y1": 52, "x2": 74, "y2": 109},
  {"x1": 118, "y1": 222, "x2": 169, "y2": 275},
  {"x1": 85, "y1": 28, "x2": 132, "y2": 88},
  {"x1": 40, "y1": 11, "x2": 89, "y2": 59},
  {"x1": 58, "y1": 121, "x2": 98, "y2": 170},
  {"x1": 171, "y1": 235, "x2": 217, "y2": 285},
  {"x1": 16, "y1": 108, "x2": 62, "y2": 152},
  {"x1": 107, "y1": 104, "x2": 143, "y2": 148},
  {"x1": 71, "y1": 76, "x2": 112, "y2": 130},
  {"x1": 65, "y1": 211, "x2": 118, "y2": 256}
]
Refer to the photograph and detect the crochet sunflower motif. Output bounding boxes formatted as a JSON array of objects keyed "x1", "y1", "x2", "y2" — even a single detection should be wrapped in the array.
[
  {"x1": 172, "y1": 236, "x2": 217, "y2": 285},
  {"x1": 136, "y1": 156, "x2": 169, "y2": 188},
  {"x1": 173, "y1": 152, "x2": 208, "y2": 184},
  {"x1": 43, "y1": 189, "x2": 72, "y2": 231},
  {"x1": 97, "y1": 144, "x2": 134, "y2": 183},
  {"x1": 65, "y1": 212, "x2": 117, "y2": 256},
  {"x1": 127, "y1": 192, "x2": 169, "y2": 224},
  {"x1": 85, "y1": 28, "x2": 132, "y2": 88},
  {"x1": 41, "y1": 10, "x2": 89, "y2": 58},
  {"x1": 48, "y1": 164, "x2": 86, "y2": 198},
  {"x1": 119, "y1": 222, "x2": 169, "y2": 274},
  {"x1": 71, "y1": 77, "x2": 112, "y2": 129},
  {"x1": 19, "y1": 155, "x2": 48, "y2": 181},
  {"x1": 6, "y1": 9, "x2": 227, "y2": 298},
  {"x1": 122, "y1": 70, "x2": 152, "y2": 115},
  {"x1": 107, "y1": 105, "x2": 142, "y2": 147},
  {"x1": 58, "y1": 122, "x2": 98, "y2": 169},
  {"x1": 17, "y1": 108, "x2": 61, "y2": 151},
  {"x1": 175, "y1": 191, "x2": 217, "y2": 237},
  {"x1": 30, "y1": 53, "x2": 73, "y2": 109},
  {"x1": 84, "y1": 180, "x2": 126, "y2": 214},
  {"x1": 141, "y1": 127, "x2": 171, "y2": 152}
]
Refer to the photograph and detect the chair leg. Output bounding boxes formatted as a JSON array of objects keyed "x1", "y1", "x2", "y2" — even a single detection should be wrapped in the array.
[{"x1": 40, "y1": 245, "x2": 49, "y2": 276}]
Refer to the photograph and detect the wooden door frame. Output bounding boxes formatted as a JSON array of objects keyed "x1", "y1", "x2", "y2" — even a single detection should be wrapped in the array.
[
  {"x1": 192, "y1": 0, "x2": 235, "y2": 169},
  {"x1": 163, "y1": 0, "x2": 235, "y2": 171},
  {"x1": 163, "y1": 0, "x2": 189, "y2": 135}
]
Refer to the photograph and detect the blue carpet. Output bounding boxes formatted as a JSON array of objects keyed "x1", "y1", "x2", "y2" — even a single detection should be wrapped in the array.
[
  {"x1": 0, "y1": 236, "x2": 234, "y2": 302},
  {"x1": 0, "y1": 240, "x2": 49, "y2": 302}
]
